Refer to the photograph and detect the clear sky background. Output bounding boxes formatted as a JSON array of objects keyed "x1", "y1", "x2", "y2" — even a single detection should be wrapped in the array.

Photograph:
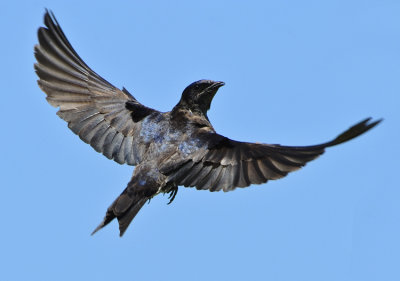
[{"x1": 1, "y1": 1, "x2": 398, "y2": 280}]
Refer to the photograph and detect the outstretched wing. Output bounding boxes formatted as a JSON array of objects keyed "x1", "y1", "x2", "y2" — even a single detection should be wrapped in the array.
[
  {"x1": 34, "y1": 11, "x2": 158, "y2": 165},
  {"x1": 163, "y1": 118, "x2": 381, "y2": 192}
]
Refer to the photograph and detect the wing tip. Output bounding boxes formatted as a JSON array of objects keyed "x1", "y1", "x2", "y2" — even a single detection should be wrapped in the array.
[
  {"x1": 329, "y1": 117, "x2": 383, "y2": 147},
  {"x1": 43, "y1": 8, "x2": 58, "y2": 29}
]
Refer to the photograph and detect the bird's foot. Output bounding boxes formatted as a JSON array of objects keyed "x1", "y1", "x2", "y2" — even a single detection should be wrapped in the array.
[{"x1": 167, "y1": 187, "x2": 178, "y2": 205}]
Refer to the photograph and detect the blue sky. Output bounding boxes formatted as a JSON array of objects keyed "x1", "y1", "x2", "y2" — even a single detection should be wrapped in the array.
[{"x1": 1, "y1": 1, "x2": 398, "y2": 280}]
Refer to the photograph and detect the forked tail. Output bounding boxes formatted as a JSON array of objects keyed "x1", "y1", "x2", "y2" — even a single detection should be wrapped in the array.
[{"x1": 91, "y1": 186, "x2": 149, "y2": 237}]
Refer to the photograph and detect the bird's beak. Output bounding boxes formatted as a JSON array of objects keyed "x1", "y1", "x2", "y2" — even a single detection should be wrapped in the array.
[
  {"x1": 202, "y1": 81, "x2": 225, "y2": 98},
  {"x1": 213, "y1": 81, "x2": 225, "y2": 88}
]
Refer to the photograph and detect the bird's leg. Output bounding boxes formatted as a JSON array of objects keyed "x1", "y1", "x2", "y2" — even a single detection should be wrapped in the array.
[{"x1": 167, "y1": 186, "x2": 178, "y2": 205}]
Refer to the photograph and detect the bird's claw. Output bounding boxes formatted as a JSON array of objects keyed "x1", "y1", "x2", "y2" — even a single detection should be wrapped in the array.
[{"x1": 167, "y1": 187, "x2": 178, "y2": 205}]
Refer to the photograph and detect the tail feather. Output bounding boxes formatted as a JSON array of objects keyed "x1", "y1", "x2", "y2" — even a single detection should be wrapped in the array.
[
  {"x1": 91, "y1": 189, "x2": 148, "y2": 237},
  {"x1": 117, "y1": 197, "x2": 148, "y2": 236}
]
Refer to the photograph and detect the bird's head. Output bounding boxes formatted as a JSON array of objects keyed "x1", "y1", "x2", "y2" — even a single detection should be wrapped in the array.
[{"x1": 175, "y1": 80, "x2": 225, "y2": 117}]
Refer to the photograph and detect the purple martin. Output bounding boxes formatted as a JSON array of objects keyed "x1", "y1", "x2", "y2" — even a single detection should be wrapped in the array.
[{"x1": 34, "y1": 11, "x2": 381, "y2": 236}]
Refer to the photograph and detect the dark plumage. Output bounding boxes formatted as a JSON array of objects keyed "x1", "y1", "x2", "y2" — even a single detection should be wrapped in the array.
[{"x1": 34, "y1": 11, "x2": 382, "y2": 236}]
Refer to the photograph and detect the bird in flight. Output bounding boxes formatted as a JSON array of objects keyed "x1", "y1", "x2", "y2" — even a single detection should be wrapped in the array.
[{"x1": 34, "y1": 10, "x2": 381, "y2": 236}]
